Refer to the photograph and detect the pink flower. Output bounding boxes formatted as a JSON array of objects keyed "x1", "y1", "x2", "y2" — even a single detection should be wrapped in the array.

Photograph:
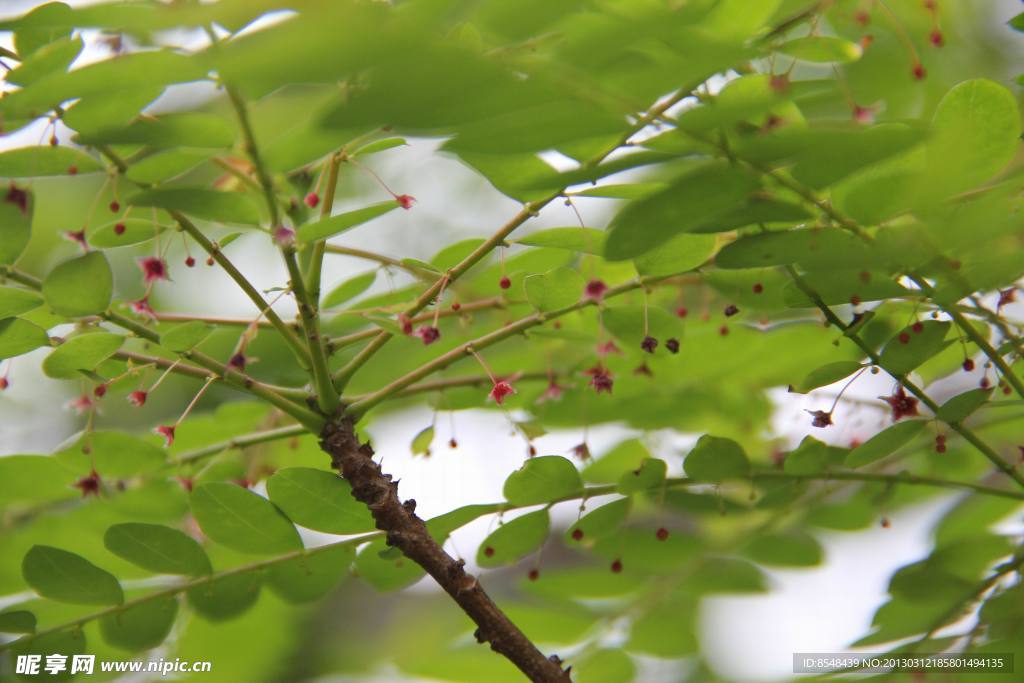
[
  {"x1": 0, "y1": 377, "x2": 9, "y2": 391},
  {"x1": 398, "y1": 314, "x2": 413, "y2": 335},
  {"x1": 154, "y1": 424, "x2": 176, "y2": 447},
  {"x1": 228, "y1": 353, "x2": 247, "y2": 371},
  {"x1": 571, "y1": 443, "x2": 591, "y2": 460},
  {"x1": 129, "y1": 297, "x2": 156, "y2": 318},
  {"x1": 138, "y1": 256, "x2": 168, "y2": 283},
  {"x1": 64, "y1": 229, "x2": 87, "y2": 248},
  {"x1": 415, "y1": 326, "x2": 440, "y2": 345},
  {"x1": 538, "y1": 380, "x2": 564, "y2": 403},
  {"x1": 395, "y1": 194, "x2": 416, "y2": 210},
  {"x1": 584, "y1": 279, "x2": 608, "y2": 302},
  {"x1": 66, "y1": 393, "x2": 95, "y2": 415},
  {"x1": 852, "y1": 104, "x2": 875, "y2": 125},
  {"x1": 272, "y1": 226, "x2": 295, "y2": 247},
  {"x1": 127, "y1": 390, "x2": 148, "y2": 407},
  {"x1": 489, "y1": 380, "x2": 515, "y2": 405},
  {"x1": 596, "y1": 340, "x2": 622, "y2": 356},
  {"x1": 304, "y1": 192, "x2": 319, "y2": 208},
  {"x1": 806, "y1": 410, "x2": 833, "y2": 428}
]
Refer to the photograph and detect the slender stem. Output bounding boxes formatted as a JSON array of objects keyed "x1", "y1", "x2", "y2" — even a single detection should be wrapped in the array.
[
  {"x1": 784, "y1": 266, "x2": 1024, "y2": 488},
  {"x1": 346, "y1": 277, "x2": 660, "y2": 418},
  {"x1": 307, "y1": 152, "x2": 343, "y2": 303},
  {"x1": 332, "y1": 81, "x2": 700, "y2": 392},
  {"x1": 151, "y1": 312, "x2": 272, "y2": 327},
  {"x1": 173, "y1": 424, "x2": 307, "y2": 466},
  {"x1": 211, "y1": 157, "x2": 263, "y2": 193},
  {"x1": 323, "y1": 244, "x2": 436, "y2": 278},
  {"x1": 284, "y1": 245, "x2": 339, "y2": 414},
  {"x1": 223, "y1": 84, "x2": 279, "y2": 226}
]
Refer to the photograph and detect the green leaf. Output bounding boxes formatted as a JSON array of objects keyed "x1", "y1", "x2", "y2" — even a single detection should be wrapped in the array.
[
  {"x1": 634, "y1": 232, "x2": 717, "y2": 277},
  {"x1": 62, "y1": 85, "x2": 163, "y2": 137},
  {"x1": 10, "y1": 630, "x2": 85, "y2": 682},
  {"x1": 266, "y1": 544, "x2": 354, "y2": 603},
  {"x1": 683, "y1": 435, "x2": 750, "y2": 482},
  {"x1": 125, "y1": 149, "x2": 214, "y2": 185},
  {"x1": 352, "y1": 137, "x2": 408, "y2": 156},
  {"x1": 42, "y1": 332, "x2": 123, "y2": 379},
  {"x1": 56, "y1": 431, "x2": 166, "y2": 477},
  {"x1": 0, "y1": 186, "x2": 32, "y2": 264},
  {"x1": 42, "y1": 252, "x2": 114, "y2": 317},
  {"x1": 605, "y1": 163, "x2": 760, "y2": 260},
  {"x1": 566, "y1": 498, "x2": 631, "y2": 543},
  {"x1": 160, "y1": 321, "x2": 213, "y2": 352},
  {"x1": 190, "y1": 483, "x2": 302, "y2": 555},
  {"x1": 187, "y1": 572, "x2": 262, "y2": 621},
  {"x1": 426, "y1": 504, "x2": 501, "y2": 543},
  {"x1": 410, "y1": 425, "x2": 434, "y2": 456},
  {"x1": 937, "y1": 388, "x2": 992, "y2": 423},
  {"x1": 355, "y1": 538, "x2": 425, "y2": 591},
  {"x1": 99, "y1": 595, "x2": 178, "y2": 652},
  {"x1": 127, "y1": 188, "x2": 261, "y2": 225},
  {"x1": 743, "y1": 531, "x2": 823, "y2": 567},
  {"x1": 783, "y1": 437, "x2": 836, "y2": 476},
  {"x1": 0, "y1": 318, "x2": 49, "y2": 360},
  {"x1": 523, "y1": 267, "x2": 584, "y2": 313},
  {"x1": 5, "y1": 35, "x2": 82, "y2": 87},
  {"x1": 503, "y1": 456, "x2": 582, "y2": 505},
  {"x1": 477, "y1": 510, "x2": 550, "y2": 568},
  {"x1": 846, "y1": 420, "x2": 927, "y2": 468},
  {"x1": 1010, "y1": 12, "x2": 1024, "y2": 32},
  {"x1": 790, "y1": 361, "x2": 863, "y2": 393},
  {"x1": 323, "y1": 271, "x2": 376, "y2": 308},
  {"x1": 515, "y1": 227, "x2": 606, "y2": 255},
  {"x1": 627, "y1": 599, "x2": 698, "y2": 657},
  {"x1": 715, "y1": 228, "x2": 877, "y2": 270},
  {"x1": 570, "y1": 183, "x2": 668, "y2": 199},
  {"x1": 0, "y1": 610, "x2": 36, "y2": 634},
  {"x1": 87, "y1": 217, "x2": 168, "y2": 248},
  {"x1": 778, "y1": 36, "x2": 862, "y2": 63},
  {"x1": 0, "y1": 145, "x2": 102, "y2": 176},
  {"x1": 104, "y1": 523, "x2": 212, "y2": 576},
  {"x1": 617, "y1": 458, "x2": 667, "y2": 494},
  {"x1": 75, "y1": 113, "x2": 235, "y2": 148},
  {"x1": 927, "y1": 79, "x2": 1021, "y2": 197},
  {"x1": 582, "y1": 439, "x2": 652, "y2": 484},
  {"x1": 22, "y1": 545, "x2": 123, "y2": 606},
  {"x1": 265, "y1": 468, "x2": 375, "y2": 534},
  {"x1": 573, "y1": 649, "x2": 635, "y2": 683},
  {"x1": 296, "y1": 201, "x2": 399, "y2": 243},
  {"x1": 877, "y1": 321, "x2": 951, "y2": 375}
]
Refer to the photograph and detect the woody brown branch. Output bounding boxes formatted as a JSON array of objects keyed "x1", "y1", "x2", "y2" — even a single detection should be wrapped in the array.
[{"x1": 319, "y1": 415, "x2": 572, "y2": 683}]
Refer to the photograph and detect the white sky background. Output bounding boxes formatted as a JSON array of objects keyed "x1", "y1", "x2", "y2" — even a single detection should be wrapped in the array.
[{"x1": 1, "y1": 2, "x2": 1023, "y2": 682}]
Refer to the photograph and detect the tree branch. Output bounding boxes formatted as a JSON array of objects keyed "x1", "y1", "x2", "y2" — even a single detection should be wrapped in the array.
[{"x1": 319, "y1": 416, "x2": 572, "y2": 682}]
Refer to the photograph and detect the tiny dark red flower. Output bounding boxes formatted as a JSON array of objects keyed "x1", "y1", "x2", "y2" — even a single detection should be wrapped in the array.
[
  {"x1": 633, "y1": 363, "x2": 653, "y2": 377},
  {"x1": 571, "y1": 443, "x2": 591, "y2": 460},
  {"x1": 499, "y1": 276, "x2": 511, "y2": 290},
  {"x1": 5, "y1": 184, "x2": 29, "y2": 213},
  {"x1": 109, "y1": 200, "x2": 120, "y2": 213},
  {"x1": 484, "y1": 546, "x2": 495, "y2": 557},
  {"x1": 138, "y1": 256, "x2": 168, "y2": 284},
  {"x1": 489, "y1": 380, "x2": 515, "y2": 405},
  {"x1": 640, "y1": 335, "x2": 658, "y2": 354},
  {"x1": 934, "y1": 434, "x2": 946, "y2": 453},
  {"x1": 807, "y1": 410, "x2": 833, "y2": 428},
  {"x1": 596, "y1": 340, "x2": 621, "y2": 356},
  {"x1": 675, "y1": 306, "x2": 688, "y2": 318},
  {"x1": 0, "y1": 377, "x2": 9, "y2": 391},
  {"x1": 656, "y1": 527, "x2": 669, "y2": 541},
  {"x1": 538, "y1": 380, "x2": 565, "y2": 403},
  {"x1": 451, "y1": 302, "x2": 461, "y2": 312},
  {"x1": 854, "y1": 9, "x2": 870, "y2": 25},
  {"x1": 415, "y1": 326, "x2": 440, "y2": 345},
  {"x1": 399, "y1": 314, "x2": 413, "y2": 335},
  {"x1": 127, "y1": 390, "x2": 147, "y2": 407},
  {"x1": 769, "y1": 74, "x2": 790, "y2": 94},
  {"x1": 911, "y1": 322, "x2": 924, "y2": 334},
  {"x1": 73, "y1": 469, "x2": 102, "y2": 497},
  {"x1": 113, "y1": 222, "x2": 126, "y2": 235},
  {"x1": 610, "y1": 559, "x2": 623, "y2": 573},
  {"x1": 586, "y1": 365, "x2": 613, "y2": 394},
  {"x1": 185, "y1": 256, "x2": 196, "y2": 268},
  {"x1": 752, "y1": 283, "x2": 764, "y2": 294},
  {"x1": 724, "y1": 304, "x2": 739, "y2": 317},
  {"x1": 881, "y1": 386, "x2": 919, "y2": 421},
  {"x1": 304, "y1": 192, "x2": 319, "y2": 208},
  {"x1": 898, "y1": 332, "x2": 911, "y2": 344},
  {"x1": 912, "y1": 63, "x2": 927, "y2": 80},
  {"x1": 665, "y1": 338, "x2": 680, "y2": 354},
  {"x1": 228, "y1": 353, "x2": 247, "y2": 371},
  {"x1": 528, "y1": 569, "x2": 539, "y2": 581},
  {"x1": 395, "y1": 194, "x2": 416, "y2": 210},
  {"x1": 929, "y1": 29, "x2": 944, "y2": 47},
  {"x1": 67, "y1": 165, "x2": 78, "y2": 175},
  {"x1": 998, "y1": 288, "x2": 1016, "y2": 308},
  {"x1": 177, "y1": 476, "x2": 194, "y2": 492},
  {"x1": 154, "y1": 424, "x2": 176, "y2": 447},
  {"x1": 272, "y1": 226, "x2": 296, "y2": 247},
  {"x1": 206, "y1": 257, "x2": 215, "y2": 266},
  {"x1": 571, "y1": 528, "x2": 584, "y2": 541},
  {"x1": 584, "y1": 279, "x2": 608, "y2": 302},
  {"x1": 93, "y1": 383, "x2": 108, "y2": 398},
  {"x1": 448, "y1": 438, "x2": 458, "y2": 449},
  {"x1": 962, "y1": 358, "x2": 975, "y2": 372}
]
